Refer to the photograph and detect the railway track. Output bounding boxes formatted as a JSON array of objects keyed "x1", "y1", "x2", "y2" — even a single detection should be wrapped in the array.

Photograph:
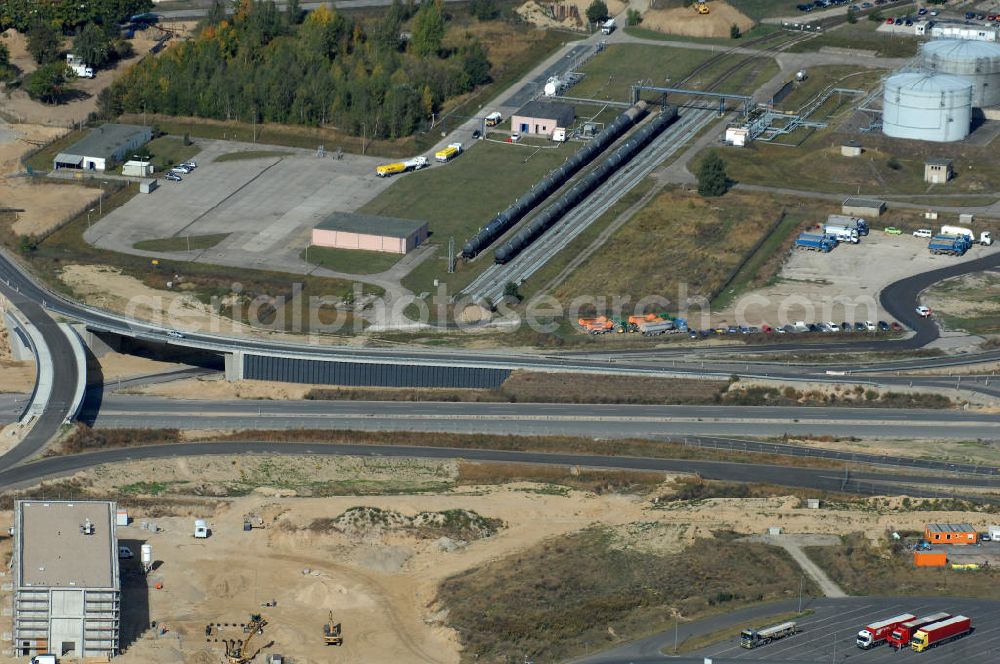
[{"x1": 464, "y1": 31, "x2": 818, "y2": 303}]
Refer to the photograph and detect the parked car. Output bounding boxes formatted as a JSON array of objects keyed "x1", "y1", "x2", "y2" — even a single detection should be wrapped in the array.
[
  {"x1": 825, "y1": 321, "x2": 838, "y2": 332},
  {"x1": 841, "y1": 322, "x2": 852, "y2": 331},
  {"x1": 727, "y1": 325, "x2": 739, "y2": 334},
  {"x1": 878, "y1": 321, "x2": 890, "y2": 331},
  {"x1": 916, "y1": 305, "x2": 932, "y2": 317},
  {"x1": 865, "y1": 320, "x2": 877, "y2": 331},
  {"x1": 808, "y1": 323, "x2": 819, "y2": 332},
  {"x1": 118, "y1": 546, "x2": 133, "y2": 559},
  {"x1": 891, "y1": 322, "x2": 903, "y2": 331},
  {"x1": 171, "y1": 165, "x2": 192, "y2": 174},
  {"x1": 913, "y1": 228, "x2": 933, "y2": 238},
  {"x1": 472, "y1": 129, "x2": 482, "y2": 139},
  {"x1": 164, "y1": 172, "x2": 182, "y2": 182},
  {"x1": 885, "y1": 17, "x2": 894, "y2": 23},
  {"x1": 179, "y1": 161, "x2": 197, "y2": 169},
  {"x1": 167, "y1": 329, "x2": 185, "y2": 338},
  {"x1": 854, "y1": 322, "x2": 866, "y2": 331},
  {"x1": 883, "y1": 226, "x2": 902, "y2": 235},
  {"x1": 917, "y1": 7, "x2": 927, "y2": 14},
  {"x1": 762, "y1": 324, "x2": 774, "y2": 333}
]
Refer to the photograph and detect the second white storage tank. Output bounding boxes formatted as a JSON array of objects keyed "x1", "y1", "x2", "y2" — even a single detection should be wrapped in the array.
[
  {"x1": 882, "y1": 72, "x2": 973, "y2": 142},
  {"x1": 921, "y1": 39, "x2": 1000, "y2": 107}
]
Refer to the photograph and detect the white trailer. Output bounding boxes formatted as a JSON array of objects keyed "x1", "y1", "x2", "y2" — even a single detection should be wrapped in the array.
[
  {"x1": 194, "y1": 519, "x2": 209, "y2": 538},
  {"x1": 823, "y1": 224, "x2": 860, "y2": 244},
  {"x1": 941, "y1": 225, "x2": 992, "y2": 246},
  {"x1": 69, "y1": 63, "x2": 95, "y2": 78},
  {"x1": 601, "y1": 18, "x2": 616, "y2": 34},
  {"x1": 638, "y1": 320, "x2": 675, "y2": 336},
  {"x1": 988, "y1": 525, "x2": 1000, "y2": 541}
]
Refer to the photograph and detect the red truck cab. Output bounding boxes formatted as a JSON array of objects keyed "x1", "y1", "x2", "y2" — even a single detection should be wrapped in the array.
[{"x1": 887, "y1": 612, "x2": 950, "y2": 649}]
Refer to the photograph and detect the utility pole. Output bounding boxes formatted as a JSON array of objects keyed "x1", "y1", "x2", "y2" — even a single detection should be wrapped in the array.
[
  {"x1": 448, "y1": 236, "x2": 455, "y2": 273},
  {"x1": 798, "y1": 575, "x2": 803, "y2": 613},
  {"x1": 673, "y1": 615, "x2": 678, "y2": 653}
]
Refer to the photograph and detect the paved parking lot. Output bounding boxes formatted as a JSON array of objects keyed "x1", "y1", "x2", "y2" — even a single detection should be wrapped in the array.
[
  {"x1": 694, "y1": 597, "x2": 1000, "y2": 662},
  {"x1": 84, "y1": 139, "x2": 396, "y2": 276}
]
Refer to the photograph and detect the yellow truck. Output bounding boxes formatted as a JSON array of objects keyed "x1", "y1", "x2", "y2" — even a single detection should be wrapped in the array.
[
  {"x1": 434, "y1": 143, "x2": 463, "y2": 162},
  {"x1": 375, "y1": 156, "x2": 428, "y2": 177},
  {"x1": 695, "y1": 2, "x2": 710, "y2": 14}
]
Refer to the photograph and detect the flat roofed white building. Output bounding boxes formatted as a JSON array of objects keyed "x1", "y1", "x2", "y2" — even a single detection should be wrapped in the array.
[{"x1": 14, "y1": 500, "x2": 121, "y2": 659}]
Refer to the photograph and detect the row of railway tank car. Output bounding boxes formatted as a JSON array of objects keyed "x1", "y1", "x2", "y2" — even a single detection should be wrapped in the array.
[
  {"x1": 461, "y1": 101, "x2": 666, "y2": 260},
  {"x1": 494, "y1": 106, "x2": 679, "y2": 264}
]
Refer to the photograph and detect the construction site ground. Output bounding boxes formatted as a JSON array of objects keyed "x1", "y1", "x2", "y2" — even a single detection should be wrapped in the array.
[
  {"x1": 3, "y1": 459, "x2": 998, "y2": 664},
  {"x1": 640, "y1": 1, "x2": 755, "y2": 39}
]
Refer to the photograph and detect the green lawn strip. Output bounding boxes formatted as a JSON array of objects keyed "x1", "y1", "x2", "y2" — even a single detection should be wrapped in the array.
[
  {"x1": 214, "y1": 150, "x2": 294, "y2": 162},
  {"x1": 302, "y1": 245, "x2": 401, "y2": 275},
  {"x1": 624, "y1": 23, "x2": 781, "y2": 47},
  {"x1": 571, "y1": 44, "x2": 720, "y2": 102},
  {"x1": 784, "y1": 20, "x2": 919, "y2": 58},
  {"x1": 145, "y1": 136, "x2": 201, "y2": 172},
  {"x1": 133, "y1": 233, "x2": 229, "y2": 252},
  {"x1": 24, "y1": 129, "x2": 89, "y2": 173}
]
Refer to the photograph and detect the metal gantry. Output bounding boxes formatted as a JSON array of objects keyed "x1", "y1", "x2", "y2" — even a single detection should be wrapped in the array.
[{"x1": 629, "y1": 84, "x2": 753, "y2": 116}]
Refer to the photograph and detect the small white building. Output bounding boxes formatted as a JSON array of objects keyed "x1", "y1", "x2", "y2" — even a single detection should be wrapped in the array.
[
  {"x1": 122, "y1": 160, "x2": 154, "y2": 177},
  {"x1": 725, "y1": 127, "x2": 749, "y2": 147}
]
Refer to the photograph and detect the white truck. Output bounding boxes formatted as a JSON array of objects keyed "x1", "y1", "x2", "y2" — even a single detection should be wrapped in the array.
[
  {"x1": 194, "y1": 519, "x2": 209, "y2": 538},
  {"x1": 740, "y1": 621, "x2": 798, "y2": 649},
  {"x1": 986, "y1": 525, "x2": 1000, "y2": 541},
  {"x1": 823, "y1": 224, "x2": 860, "y2": 244},
  {"x1": 941, "y1": 225, "x2": 992, "y2": 246},
  {"x1": 66, "y1": 53, "x2": 95, "y2": 78},
  {"x1": 601, "y1": 18, "x2": 616, "y2": 34},
  {"x1": 484, "y1": 111, "x2": 503, "y2": 127}
]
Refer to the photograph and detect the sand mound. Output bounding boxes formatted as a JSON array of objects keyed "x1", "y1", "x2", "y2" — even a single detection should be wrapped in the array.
[
  {"x1": 516, "y1": 0, "x2": 626, "y2": 29},
  {"x1": 641, "y1": 0, "x2": 755, "y2": 38}
]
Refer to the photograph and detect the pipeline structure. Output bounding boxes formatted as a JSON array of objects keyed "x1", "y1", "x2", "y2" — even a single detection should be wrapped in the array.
[
  {"x1": 461, "y1": 101, "x2": 650, "y2": 259},
  {"x1": 493, "y1": 106, "x2": 679, "y2": 265}
]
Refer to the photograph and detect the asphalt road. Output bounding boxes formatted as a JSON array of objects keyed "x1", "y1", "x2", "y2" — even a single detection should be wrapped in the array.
[
  {"x1": 1, "y1": 441, "x2": 994, "y2": 501},
  {"x1": 0, "y1": 276, "x2": 79, "y2": 470},
  {"x1": 575, "y1": 596, "x2": 1000, "y2": 663},
  {"x1": 85, "y1": 396, "x2": 1000, "y2": 442}
]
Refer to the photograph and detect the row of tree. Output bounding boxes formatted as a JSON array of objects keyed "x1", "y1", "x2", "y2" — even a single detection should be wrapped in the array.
[
  {"x1": 0, "y1": 0, "x2": 152, "y2": 33},
  {"x1": 98, "y1": 0, "x2": 492, "y2": 139}
]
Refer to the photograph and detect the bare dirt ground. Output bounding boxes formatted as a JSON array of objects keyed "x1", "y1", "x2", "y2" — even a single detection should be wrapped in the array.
[
  {"x1": 0, "y1": 27, "x2": 178, "y2": 126},
  {"x1": 714, "y1": 233, "x2": 1000, "y2": 329},
  {"x1": 133, "y1": 375, "x2": 316, "y2": 400},
  {"x1": 6, "y1": 460, "x2": 994, "y2": 664},
  {"x1": 95, "y1": 351, "x2": 190, "y2": 383},
  {"x1": 641, "y1": 1, "x2": 755, "y2": 38},
  {"x1": 59, "y1": 264, "x2": 258, "y2": 336},
  {"x1": 516, "y1": 0, "x2": 626, "y2": 29},
  {"x1": 0, "y1": 122, "x2": 99, "y2": 237}
]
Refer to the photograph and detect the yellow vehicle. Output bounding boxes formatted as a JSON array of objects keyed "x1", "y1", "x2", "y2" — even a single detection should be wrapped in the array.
[
  {"x1": 434, "y1": 142, "x2": 463, "y2": 162},
  {"x1": 376, "y1": 162, "x2": 406, "y2": 177},
  {"x1": 324, "y1": 611, "x2": 343, "y2": 646},
  {"x1": 695, "y1": 2, "x2": 709, "y2": 14}
]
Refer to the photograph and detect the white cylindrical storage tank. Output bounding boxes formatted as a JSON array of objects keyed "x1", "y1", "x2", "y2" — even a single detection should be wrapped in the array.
[
  {"x1": 921, "y1": 39, "x2": 1000, "y2": 108},
  {"x1": 882, "y1": 72, "x2": 973, "y2": 142},
  {"x1": 141, "y1": 544, "x2": 153, "y2": 565}
]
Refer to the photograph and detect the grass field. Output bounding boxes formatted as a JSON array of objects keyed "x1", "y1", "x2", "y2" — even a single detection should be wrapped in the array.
[
  {"x1": 366, "y1": 140, "x2": 584, "y2": 294},
  {"x1": 784, "y1": 20, "x2": 919, "y2": 58},
  {"x1": 145, "y1": 136, "x2": 200, "y2": 172},
  {"x1": 213, "y1": 150, "x2": 293, "y2": 162},
  {"x1": 773, "y1": 65, "x2": 888, "y2": 112},
  {"x1": 302, "y1": 245, "x2": 401, "y2": 275},
  {"x1": 805, "y1": 533, "x2": 1000, "y2": 598},
  {"x1": 624, "y1": 23, "x2": 782, "y2": 47},
  {"x1": 438, "y1": 528, "x2": 818, "y2": 662},
  {"x1": 712, "y1": 126, "x2": 1000, "y2": 194},
  {"x1": 24, "y1": 129, "x2": 88, "y2": 173},
  {"x1": 924, "y1": 272, "x2": 1000, "y2": 337},
  {"x1": 553, "y1": 190, "x2": 790, "y2": 310},
  {"x1": 133, "y1": 233, "x2": 228, "y2": 252},
  {"x1": 570, "y1": 44, "x2": 719, "y2": 102}
]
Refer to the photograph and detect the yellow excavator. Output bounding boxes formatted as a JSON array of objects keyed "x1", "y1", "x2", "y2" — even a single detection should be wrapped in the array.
[
  {"x1": 695, "y1": 2, "x2": 710, "y2": 14},
  {"x1": 225, "y1": 614, "x2": 268, "y2": 664},
  {"x1": 324, "y1": 611, "x2": 343, "y2": 646}
]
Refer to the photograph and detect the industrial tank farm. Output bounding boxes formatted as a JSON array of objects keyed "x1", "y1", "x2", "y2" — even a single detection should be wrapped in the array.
[
  {"x1": 882, "y1": 72, "x2": 973, "y2": 143},
  {"x1": 921, "y1": 39, "x2": 1000, "y2": 108}
]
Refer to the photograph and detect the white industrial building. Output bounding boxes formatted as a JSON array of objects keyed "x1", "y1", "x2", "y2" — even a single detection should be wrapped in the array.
[
  {"x1": 929, "y1": 22, "x2": 998, "y2": 42},
  {"x1": 13, "y1": 500, "x2": 121, "y2": 659},
  {"x1": 882, "y1": 72, "x2": 973, "y2": 142},
  {"x1": 53, "y1": 124, "x2": 152, "y2": 172}
]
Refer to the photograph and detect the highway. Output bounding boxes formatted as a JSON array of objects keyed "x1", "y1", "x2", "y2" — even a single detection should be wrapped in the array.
[{"x1": 82, "y1": 396, "x2": 1000, "y2": 442}]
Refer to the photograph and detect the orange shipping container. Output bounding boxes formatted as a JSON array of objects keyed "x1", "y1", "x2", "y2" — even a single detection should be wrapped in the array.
[{"x1": 914, "y1": 551, "x2": 947, "y2": 567}]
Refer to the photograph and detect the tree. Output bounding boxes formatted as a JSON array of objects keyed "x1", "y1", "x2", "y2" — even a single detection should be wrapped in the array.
[
  {"x1": 586, "y1": 0, "x2": 609, "y2": 25},
  {"x1": 411, "y1": 0, "x2": 445, "y2": 57},
  {"x1": 503, "y1": 281, "x2": 521, "y2": 302},
  {"x1": 17, "y1": 236, "x2": 38, "y2": 254},
  {"x1": 696, "y1": 152, "x2": 729, "y2": 197},
  {"x1": 470, "y1": 0, "x2": 499, "y2": 20},
  {"x1": 626, "y1": 8, "x2": 641, "y2": 25},
  {"x1": 846, "y1": 7, "x2": 857, "y2": 23},
  {"x1": 27, "y1": 20, "x2": 61, "y2": 64},
  {"x1": 207, "y1": 0, "x2": 227, "y2": 25},
  {"x1": 285, "y1": 0, "x2": 303, "y2": 24},
  {"x1": 729, "y1": 23, "x2": 741, "y2": 39},
  {"x1": 24, "y1": 61, "x2": 70, "y2": 103},
  {"x1": 0, "y1": 42, "x2": 11, "y2": 80},
  {"x1": 73, "y1": 22, "x2": 111, "y2": 68}
]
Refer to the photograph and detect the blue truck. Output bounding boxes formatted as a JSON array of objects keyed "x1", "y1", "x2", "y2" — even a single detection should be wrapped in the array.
[
  {"x1": 928, "y1": 234, "x2": 972, "y2": 256},
  {"x1": 795, "y1": 232, "x2": 836, "y2": 252}
]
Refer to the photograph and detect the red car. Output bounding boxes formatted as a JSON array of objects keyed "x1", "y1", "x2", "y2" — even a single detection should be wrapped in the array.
[
  {"x1": 891, "y1": 321, "x2": 903, "y2": 331},
  {"x1": 885, "y1": 17, "x2": 894, "y2": 23},
  {"x1": 762, "y1": 324, "x2": 774, "y2": 333}
]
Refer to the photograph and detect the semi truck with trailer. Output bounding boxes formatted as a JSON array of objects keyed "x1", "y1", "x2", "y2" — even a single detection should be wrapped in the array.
[
  {"x1": 827, "y1": 214, "x2": 869, "y2": 235},
  {"x1": 740, "y1": 621, "x2": 798, "y2": 648},
  {"x1": 928, "y1": 234, "x2": 972, "y2": 256},
  {"x1": 857, "y1": 613, "x2": 915, "y2": 649},
  {"x1": 795, "y1": 233, "x2": 836, "y2": 252},
  {"x1": 941, "y1": 225, "x2": 992, "y2": 246},
  {"x1": 434, "y1": 143, "x2": 462, "y2": 162},
  {"x1": 484, "y1": 112, "x2": 503, "y2": 127},
  {"x1": 375, "y1": 156, "x2": 428, "y2": 177},
  {"x1": 638, "y1": 320, "x2": 676, "y2": 336},
  {"x1": 911, "y1": 615, "x2": 972, "y2": 652},
  {"x1": 887, "y1": 613, "x2": 951, "y2": 649}
]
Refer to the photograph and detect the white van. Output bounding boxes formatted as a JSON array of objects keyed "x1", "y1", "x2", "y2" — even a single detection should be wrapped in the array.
[
  {"x1": 913, "y1": 229, "x2": 933, "y2": 238},
  {"x1": 31, "y1": 655, "x2": 57, "y2": 664},
  {"x1": 194, "y1": 519, "x2": 209, "y2": 538}
]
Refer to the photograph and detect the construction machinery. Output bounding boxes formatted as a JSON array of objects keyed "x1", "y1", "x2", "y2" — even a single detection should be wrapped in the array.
[
  {"x1": 324, "y1": 611, "x2": 344, "y2": 646},
  {"x1": 224, "y1": 614, "x2": 269, "y2": 664},
  {"x1": 695, "y1": 2, "x2": 710, "y2": 14}
]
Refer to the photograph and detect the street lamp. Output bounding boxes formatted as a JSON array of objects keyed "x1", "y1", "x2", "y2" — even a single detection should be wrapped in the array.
[{"x1": 87, "y1": 208, "x2": 95, "y2": 229}]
